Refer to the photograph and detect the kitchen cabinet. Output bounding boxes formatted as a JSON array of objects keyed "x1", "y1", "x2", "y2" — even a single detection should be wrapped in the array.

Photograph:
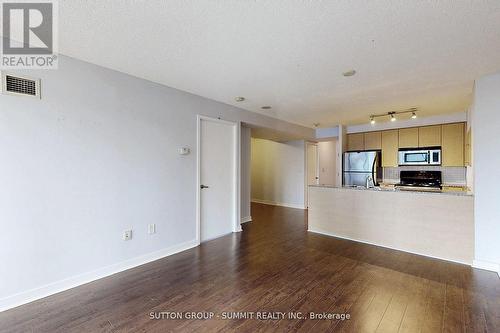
[
  {"x1": 351, "y1": 122, "x2": 466, "y2": 167},
  {"x1": 381, "y1": 130, "x2": 399, "y2": 167},
  {"x1": 442, "y1": 123, "x2": 464, "y2": 166},
  {"x1": 464, "y1": 127, "x2": 472, "y2": 166},
  {"x1": 398, "y1": 128, "x2": 419, "y2": 148},
  {"x1": 346, "y1": 133, "x2": 364, "y2": 151},
  {"x1": 418, "y1": 125, "x2": 442, "y2": 147},
  {"x1": 364, "y1": 131, "x2": 382, "y2": 150}
]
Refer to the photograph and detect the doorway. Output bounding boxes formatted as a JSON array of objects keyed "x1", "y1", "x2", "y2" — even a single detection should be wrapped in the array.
[
  {"x1": 305, "y1": 142, "x2": 319, "y2": 208},
  {"x1": 197, "y1": 116, "x2": 240, "y2": 243}
]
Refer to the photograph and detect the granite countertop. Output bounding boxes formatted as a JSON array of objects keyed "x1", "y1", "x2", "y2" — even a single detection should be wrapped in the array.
[{"x1": 309, "y1": 184, "x2": 473, "y2": 196}]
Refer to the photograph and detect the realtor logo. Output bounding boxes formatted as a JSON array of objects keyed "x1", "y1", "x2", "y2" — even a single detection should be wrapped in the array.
[{"x1": 1, "y1": 0, "x2": 58, "y2": 69}]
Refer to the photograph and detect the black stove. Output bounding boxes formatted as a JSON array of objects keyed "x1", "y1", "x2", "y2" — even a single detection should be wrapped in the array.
[{"x1": 396, "y1": 171, "x2": 442, "y2": 190}]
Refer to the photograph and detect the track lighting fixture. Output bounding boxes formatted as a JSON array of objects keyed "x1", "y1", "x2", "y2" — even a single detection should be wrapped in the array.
[{"x1": 368, "y1": 108, "x2": 418, "y2": 124}]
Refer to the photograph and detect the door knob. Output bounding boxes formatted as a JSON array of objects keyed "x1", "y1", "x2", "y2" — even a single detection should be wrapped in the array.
[{"x1": 200, "y1": 185, "x2": 209, "y2": 189}]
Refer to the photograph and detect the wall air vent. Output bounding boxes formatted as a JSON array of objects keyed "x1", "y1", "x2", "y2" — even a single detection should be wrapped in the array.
[{"x1": 1, "y1": 72, "x2": 41, "y2": 98}]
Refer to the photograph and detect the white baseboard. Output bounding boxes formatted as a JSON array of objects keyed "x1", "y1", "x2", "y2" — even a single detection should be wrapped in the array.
[
  {"x1": 201, "y1": 231, "x2": 235, "y2": 243},
  {"x1": 241, "y1": 216, "x2": 252, "y2": 223},
  {"x1": 0, "y1": 239, "x2": 199, "y2": 313},
  {"x1": 251, "y1": 199, "x2": 305, "y2": 210},
  {"x1": 308, "y1": 228, "x2": 472, "y2": 266},
  {"x1": 472, "y1": 260, "x2": 500, "y2": 276}
]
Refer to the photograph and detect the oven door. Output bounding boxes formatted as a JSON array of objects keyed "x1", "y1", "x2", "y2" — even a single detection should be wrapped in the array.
[{"x1": 399, "y1": 150, "x2": 430, "y2": 165}]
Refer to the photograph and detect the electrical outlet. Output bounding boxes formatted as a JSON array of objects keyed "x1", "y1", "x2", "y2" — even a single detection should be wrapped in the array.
[
  {"x1": 148, "y1": 224, "x2": 156, "y2": 234},
  {"x1": 123, "y1": 230, "x2": 132, "y2": 240}
]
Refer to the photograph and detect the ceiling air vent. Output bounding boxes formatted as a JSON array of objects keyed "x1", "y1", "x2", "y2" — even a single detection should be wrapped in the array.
[{"x1": 1, "y1": 73, "x2": 41, "y2": 98}]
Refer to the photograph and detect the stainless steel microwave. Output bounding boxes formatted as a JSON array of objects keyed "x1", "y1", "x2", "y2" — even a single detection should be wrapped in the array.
[{"x1": 398, "y1": 148, "x2": 441, "y2": 165}]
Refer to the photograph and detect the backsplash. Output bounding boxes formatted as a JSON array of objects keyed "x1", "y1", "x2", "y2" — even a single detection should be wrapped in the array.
[{"x1": 383, "y1": 166, "x2": 466, "y2": 185}]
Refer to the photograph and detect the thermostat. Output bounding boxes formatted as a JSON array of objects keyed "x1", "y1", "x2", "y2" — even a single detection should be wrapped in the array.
[{"x1": 178, "y1": 147, "x2": 190, "y2": 155}]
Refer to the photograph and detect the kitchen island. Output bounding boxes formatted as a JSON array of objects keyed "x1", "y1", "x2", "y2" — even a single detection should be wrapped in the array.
[{"x1": 308, "y1": 185, "x2": 474, "y2": 264}]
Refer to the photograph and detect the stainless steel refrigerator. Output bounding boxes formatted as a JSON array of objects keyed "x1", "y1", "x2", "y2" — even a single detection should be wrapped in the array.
[{"x1": 343, "y1": 151, "x2": 382, "y2": 187}]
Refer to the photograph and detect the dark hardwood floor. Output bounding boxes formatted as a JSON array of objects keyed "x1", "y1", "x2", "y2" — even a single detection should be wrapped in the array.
[{"x1": 1, "y1": 203, "x2": 499, "y2": 332}]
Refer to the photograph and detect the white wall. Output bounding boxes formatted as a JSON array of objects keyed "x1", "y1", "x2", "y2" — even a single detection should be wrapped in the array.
[
  {"x1": 240, "y1": 126, "x2": 252, "y2": 222},
  {"x1": 251, "y1": 138, "x2": 305, "y2": 209},
  {"x1": 318, "y1": 140, "x2": 337, "y2": 186},
  {"x1": 315, "y1": 126, "x2": 339, "y2": 139},
  {"x1": 0, "y1": 55, "x2": 313, "y2": 310},
  {"x1": 472, "y1": 71, "x2": 500, "y2": 273}
]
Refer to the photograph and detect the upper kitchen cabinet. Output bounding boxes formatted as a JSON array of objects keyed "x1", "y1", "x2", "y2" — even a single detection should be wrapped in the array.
[
  {"x1": 418, "y1": 125, "x2": 442, "y2": 147},
  {"x1": 346, "y1": 133, "x2": 364, "y2": 151},
  {"x1": 442, "y1": 123, "x2": 465, "y2": 166},
  {"x1": 381, "y1": 130, "x2": 399, "y2": 167},
  {"x1": 346, "y1": 122, "x2": 466, "y2": 167},
  {"x1": 364, "y1": 131, "x2": 382, "y2": 150},
  {"x1": 399, "y1": 128, "x2": 419, "y2": 148},
  {"x1": 465, "y1": 127, "x2": 472, "y2": 166}
]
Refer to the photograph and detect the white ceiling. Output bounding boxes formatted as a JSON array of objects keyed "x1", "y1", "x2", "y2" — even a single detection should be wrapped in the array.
[{"x1": 57, "y1": 1, "x2": 500, "y2": 127}]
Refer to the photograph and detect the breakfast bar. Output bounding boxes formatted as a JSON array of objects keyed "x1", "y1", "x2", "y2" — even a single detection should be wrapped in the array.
[{"x1": 307, "y1": 185, "x2": 474, "y2": 264}]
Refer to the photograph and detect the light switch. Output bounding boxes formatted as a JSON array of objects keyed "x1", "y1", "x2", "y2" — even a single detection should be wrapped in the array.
[{"x1": 123, "y1": 230, "x2": 132, "y2": 241}]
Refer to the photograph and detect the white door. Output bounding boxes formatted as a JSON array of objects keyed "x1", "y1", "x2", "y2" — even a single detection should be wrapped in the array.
[
  {"x1": 306, "y1": 143, "x2": 319, "y2": 208},
  {"x1": 198, "y1": 117, "x2": 238, "y2": 242}
]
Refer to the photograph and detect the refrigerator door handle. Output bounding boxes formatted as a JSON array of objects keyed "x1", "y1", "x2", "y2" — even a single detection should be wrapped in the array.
[{"x1": 371, "y1": 155, "x2": 376, "y2": 186}]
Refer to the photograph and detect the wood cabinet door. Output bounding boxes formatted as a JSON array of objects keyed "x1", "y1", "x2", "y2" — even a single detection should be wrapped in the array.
[
  {"x1": 398, "y1": 128, "x2": 419, "y2": 148},
  {"x1": 464, "y1": 128, "x2": 472, "y2": 166},
  {"x1": 346, "y1": 133, "x2": 364, "y2": 151},
  {"x1": 418, "y1": 126, "x2": 442, "y2": 147},
  {"x1": 442, "y1": 123, "x2": 465, "y2": 166},
  {"x1": 381, "y1": 130, "x2": 399, "y2": 167},
  {"x1": 364, "y1": 131, "x2": 382, "y2": 150}
]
